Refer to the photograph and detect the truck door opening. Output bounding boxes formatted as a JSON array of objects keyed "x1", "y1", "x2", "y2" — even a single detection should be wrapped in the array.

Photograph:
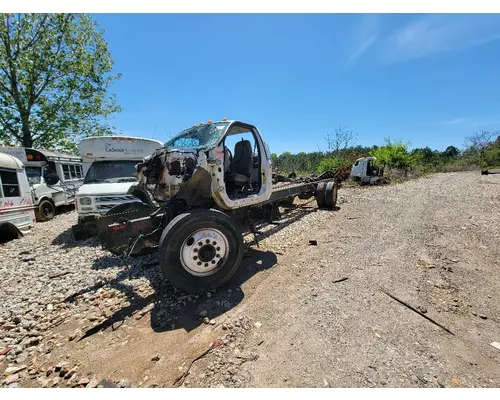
[{"x1": 223, "y1": 124, "x2": 262, "y2": 200}]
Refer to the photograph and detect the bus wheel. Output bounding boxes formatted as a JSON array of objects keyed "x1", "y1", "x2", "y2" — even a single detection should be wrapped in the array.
[{"x1": 36, "y1": 200, "x2": 56, "y2": 221}]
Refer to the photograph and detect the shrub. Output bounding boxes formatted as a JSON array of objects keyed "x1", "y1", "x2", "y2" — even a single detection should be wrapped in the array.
[{"x1": 316, "y1": 157, "x2": 351, "y2": 174}]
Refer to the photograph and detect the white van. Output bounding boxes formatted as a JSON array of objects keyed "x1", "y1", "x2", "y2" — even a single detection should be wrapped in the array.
[
  {"x1": 74, "y1": 136, "x2": 163, "y2": 236},
  {"x1": 0, "y1": 147, "x2": 84, "y2": 221},
  {"x1": 0, "y1": 153, "x2": 36, "y2": 241}
]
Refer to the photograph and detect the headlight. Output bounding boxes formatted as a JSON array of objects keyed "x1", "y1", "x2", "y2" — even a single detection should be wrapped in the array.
[{"x1": 79, "y1": 197, "x2": 92, "y2": 206}]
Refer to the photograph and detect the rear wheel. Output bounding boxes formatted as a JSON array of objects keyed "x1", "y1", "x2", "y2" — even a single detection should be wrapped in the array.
[
  {"x1": 158, "y1": 209, "x2": 243, "y2": 293},
  {"x1": 324, "y1": 181, "x2": 339, "y2": 209},
  {"x1": 36, "y1": 199, "x2": 56, "y2": 221},
  {"x1": 315, "y1": 182, "x2": 327, "y2": 209}
]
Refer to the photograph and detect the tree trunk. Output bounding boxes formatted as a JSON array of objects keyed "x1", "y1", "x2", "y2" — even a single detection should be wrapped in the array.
[{"x1": 21, "y1": 116, "x2": 33, "y2": 148}]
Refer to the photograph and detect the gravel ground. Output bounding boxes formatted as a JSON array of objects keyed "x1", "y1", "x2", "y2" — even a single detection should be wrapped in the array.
[{"x1": 1, "y1": 171, "x2": 499, "y2": 388}]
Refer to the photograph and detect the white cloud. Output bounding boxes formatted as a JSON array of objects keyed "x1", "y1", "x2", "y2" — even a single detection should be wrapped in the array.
[
  {"x1": 347, "y1": 34, "x2": 378, "y2": 65},
  {"x1": 384, "y1": 14, "x2": 500, "y2": 63},
  {"x1": 442, "y1": 117, "x2": 471, "y2": 126},
  {"x1": 346, "y1": 15, "x2": 381, "y2": 65}
]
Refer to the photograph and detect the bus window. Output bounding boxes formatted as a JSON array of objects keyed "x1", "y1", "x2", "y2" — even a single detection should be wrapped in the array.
[
  {"x1": 62, "y1": 164, "x2": 70, "y2": 180},
  {"x1": 0, "y1": 170, "x2": 20, "y2": 197}
]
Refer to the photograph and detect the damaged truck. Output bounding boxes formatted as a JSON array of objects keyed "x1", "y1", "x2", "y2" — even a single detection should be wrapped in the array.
[{"x1": 94, "y1": 120, "x2": 340, "y2": 293}]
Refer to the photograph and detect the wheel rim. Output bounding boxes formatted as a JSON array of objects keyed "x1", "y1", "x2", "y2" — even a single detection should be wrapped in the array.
[
  {"x1": 43, "y1": 204, "x2": 53, "y2": 217},
  {"x1": 180, "y1": 228, "x2": 229, "y2": 276}
]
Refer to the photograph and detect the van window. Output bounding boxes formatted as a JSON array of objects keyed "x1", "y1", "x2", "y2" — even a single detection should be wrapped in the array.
[
  {"x1": 62, "y1": 164, "x2": 70, "y2": 180},
  {"x1": 69, "y1": 165, "x2": 76, "y2": 179},
  {"x1": 0, "y1": 170, "x2": 20, "y2": 197}
]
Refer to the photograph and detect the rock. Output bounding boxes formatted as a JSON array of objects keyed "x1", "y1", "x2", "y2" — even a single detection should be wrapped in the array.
[
  {"x1": 254, "y1": 322, "x2": 262, "y2": 328},
  {"x1": 5, "y1": 374, "x2": 20, "y2": 384},
  {"x1": 151, "y1": 354, "x2": 160, "y2": 362},
  {"x1": 199, "y1": 310, "x2": 208, "y2": 318},
  {"x1": 117, "y1": 379, "x2": 131, "y2": 388},
  {"x1": 202, "y1": 317, "x2": 210, "y2": 324},
  {"x1": 47, "y1": 304, "x2": 54, "y2": 311},
  {"x1": 16, "y1": 352, "x2": 28, "y2": 364},
  {"x1": 5, "y1": 365, "x2": 27, "y2": 374},
  {"x1": 490, "y1": 342, "x2": 500, "y2": 351},
  {"x1": 78, "y1": 377, "x2": 90, "y2": 386},
  {"x1": 55, "y1": 361, "x2": 70, "y2": 376},
  {"x1": 51, "y1": 377, "x2": 60, "y2": 387},
  {"x1": 479, "y1": 314, "x2": 487, "y2": 320},
  {"x1": 209, "y1": 319, "x2": 216, "y2": 325},
  {"x1": 25, "y1": 337, "x2": 39, "y2": 347},
  {"x1": 87, "y1": 376, "x2": 100, "y2": 388},
  {"x1": 64, "y1": 366, "x2": 79, "y2": 379}
]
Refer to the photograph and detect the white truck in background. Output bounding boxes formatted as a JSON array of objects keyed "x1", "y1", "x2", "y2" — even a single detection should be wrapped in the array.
[
  {"x1": 73, "y1": 136, "x2": 163, "y2": 239},
  {"x1": 350, "y1": 156, "x2": 387, "y2": 185}
]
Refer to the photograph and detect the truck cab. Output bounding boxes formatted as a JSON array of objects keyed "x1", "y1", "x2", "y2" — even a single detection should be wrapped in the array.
[
  {"x1": 135, "y1": 119, "x2": 273, "y2": 210},
  {"x1": 350, "y1": 156, "x2": 385, "y2": 185},
  {"x1": 74, "y1": 136, "x2": 163, "y2": 236}
]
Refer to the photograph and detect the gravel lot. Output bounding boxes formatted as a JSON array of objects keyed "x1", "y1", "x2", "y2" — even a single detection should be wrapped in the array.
[{"x1": 1, "y1": 171, "x2": 499, "y2": 388}]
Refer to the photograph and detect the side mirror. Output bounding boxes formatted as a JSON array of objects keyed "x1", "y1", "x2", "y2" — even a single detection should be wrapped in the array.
[{"x1": 45, "y1": 173, "x2": 60, "y2": 186}]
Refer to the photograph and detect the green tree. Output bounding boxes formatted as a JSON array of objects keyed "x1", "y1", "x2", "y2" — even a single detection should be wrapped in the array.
[
  {"x1": 0, "y1": 13, "x2": 121, "y2": 153},
  {"x1": 442, "y1": 145, "x2": 460, "y2": 159},
  {"x1": 370, "y1": 137, "x2": 412, "y2": 171}
]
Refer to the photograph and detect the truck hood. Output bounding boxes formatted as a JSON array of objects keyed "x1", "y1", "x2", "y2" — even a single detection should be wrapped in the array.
[{"x1": 76, "y1": 182, "x2": 136, "y2": 197}]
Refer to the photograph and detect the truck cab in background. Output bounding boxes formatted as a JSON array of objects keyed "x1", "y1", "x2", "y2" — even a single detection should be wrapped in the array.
[
  {"x1": 350, "y1": 156, "x2": 386, "y2": 185},
  {"x1": 73, "y1": 136, "x2": 163, "y2": 238},
  {"x1": 0, "y1": 147, "x2": 83, "y2": 221}
]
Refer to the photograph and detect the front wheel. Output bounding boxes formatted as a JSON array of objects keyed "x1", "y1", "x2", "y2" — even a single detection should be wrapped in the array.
[
  {"x1": 158, "y1": 209, "x2": 244, "y2": 293},
  {"x1": 36, "y1": 199, "x2": 56, "y2": 221}
]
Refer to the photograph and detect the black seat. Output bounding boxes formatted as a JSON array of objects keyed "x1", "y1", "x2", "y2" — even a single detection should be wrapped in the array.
[{"x1": 226, "y1": 139, "x2": 253, "y2": 186}]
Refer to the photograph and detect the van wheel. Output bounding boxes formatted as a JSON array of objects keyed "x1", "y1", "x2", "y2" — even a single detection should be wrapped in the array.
[
  {"x1": 158, "y1": 209, "x2": 244, "y2": 293},
  {"x1": 36, "y1": 200, "x2": 56, "y2": 221}
]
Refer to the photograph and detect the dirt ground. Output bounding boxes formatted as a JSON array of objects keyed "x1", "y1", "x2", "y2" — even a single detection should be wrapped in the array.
[{"x1": 1, "y1": 171, "x2": 499, "y2": 388}]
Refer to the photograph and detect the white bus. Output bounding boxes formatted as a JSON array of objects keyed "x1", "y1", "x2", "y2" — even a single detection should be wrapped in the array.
[
  {"x1": 74, "y1": 136, "x2": 163, "y2": 237},
  {"x1": 0, "y1": 147, "x2": 84, "y2": 221},
  {"x1": 0, "y1": 153, "x2": 36, "y2": 241}
]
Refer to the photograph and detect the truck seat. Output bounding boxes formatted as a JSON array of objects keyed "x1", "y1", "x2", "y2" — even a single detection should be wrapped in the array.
[{"x1": 225, "y1": 140, "x2": 253, "y2": 186}]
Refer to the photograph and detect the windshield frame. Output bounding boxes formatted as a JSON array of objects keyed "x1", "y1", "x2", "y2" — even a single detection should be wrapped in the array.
[
  {"x1": 164, "y1": 121, "x2": 231, "y2": 150},
  {"x1": 83, "y1": 160, "x2": 139, "y2": 184}
]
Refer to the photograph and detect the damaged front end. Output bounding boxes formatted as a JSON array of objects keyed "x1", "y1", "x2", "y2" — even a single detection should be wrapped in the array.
[{"x1": 97, "y1": 144, "x2": 217, "y2": 256}]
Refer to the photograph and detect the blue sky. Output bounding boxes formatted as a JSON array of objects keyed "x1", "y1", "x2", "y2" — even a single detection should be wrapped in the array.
[{"x1": 94, "y1": 13, "x2": 500, "y2": 155}]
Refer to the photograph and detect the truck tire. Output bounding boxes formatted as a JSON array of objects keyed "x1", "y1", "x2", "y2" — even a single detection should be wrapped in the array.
[
  {"x1": 324, "y1": 181, "x2": 339, "y2": 209},
  {"x1": 36, "y1": 199, "x2": 56, "y2": 221},
  {"x1": 315, "y1": 182, "x2": 327, "y2": 209},
  {"x1": 158, "y1": 209, "x2": 244, "y2": 293}
]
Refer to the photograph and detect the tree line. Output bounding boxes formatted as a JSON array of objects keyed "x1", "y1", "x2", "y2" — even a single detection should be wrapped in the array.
[{"x1": 272, "y1": 129, "x2": 500, "y2": 175}]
